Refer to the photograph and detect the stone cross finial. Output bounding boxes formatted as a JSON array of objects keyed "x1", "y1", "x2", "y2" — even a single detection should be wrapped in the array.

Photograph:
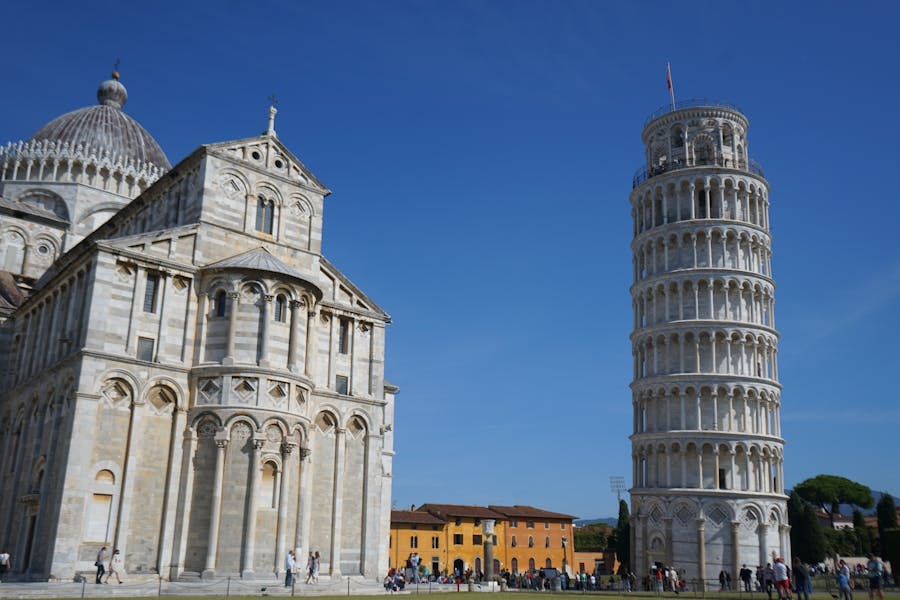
[{"x1": 266, "y1": 94, "x2": 278, "y2": 137}]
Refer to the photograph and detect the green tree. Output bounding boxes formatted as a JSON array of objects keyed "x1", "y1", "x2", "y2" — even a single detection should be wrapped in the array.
[
  {"x1": 794, "y1": 475, "x2": 874, "y2": 528},
  {"x1": 573, "y1": 524, "x2": 609, "y2": 552},
  {"x1": 852, "y1": 509, "x2": 872, "y2": 555},
  {"x1": 824, "y1": 528, "x2": 855, "y2": 556},
  {"x1": 788, "y1": 491, "x2": 826, "y2": 562},
  {"x1": 882, "y1": 529, "x2": 900, "y2": 578},
  {"x1": 876, "y1": 493, "x2": 897, "y2": 547},
  {"x1": 615, "y1": 499, "x2": 630, "y2": 573}
]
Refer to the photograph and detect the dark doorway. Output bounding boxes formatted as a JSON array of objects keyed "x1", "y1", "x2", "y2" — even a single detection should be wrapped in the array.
[{"x1": 453, "y1": 558, "x2": 464, "y2": 577}]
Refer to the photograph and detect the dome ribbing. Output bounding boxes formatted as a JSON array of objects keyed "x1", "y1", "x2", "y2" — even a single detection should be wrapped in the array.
[{"x1": 27, "y1": 74, "x2": 170, "y2": 171}]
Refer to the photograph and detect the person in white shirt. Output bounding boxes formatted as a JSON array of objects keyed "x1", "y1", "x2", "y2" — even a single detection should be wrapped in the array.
[
  {"x1": 284, "y1": 550, "x2": 296, "y2": 587},
  {"x1": 773, "y1": 557, "x2": 790, "y2": 600}
]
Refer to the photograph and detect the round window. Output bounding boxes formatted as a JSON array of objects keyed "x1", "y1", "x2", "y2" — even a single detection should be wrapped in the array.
[
  {"x1": 251, "y1": 151, "x2": 261, "y2": 160},
  {"x1": 37, "y1": 244, "x2": 50, "y2": 255},
  {"x1": 274, "y1": 159, "x2": 283, "y2": 169}
]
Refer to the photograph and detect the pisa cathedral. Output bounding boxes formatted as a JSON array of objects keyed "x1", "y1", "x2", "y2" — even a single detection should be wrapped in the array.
[
  {"x1": 0, "y1": 73, "x2": 396, "y2": 581},
  {"x1": 629, "y1": 101, "x2": 788, "y2": 582}
]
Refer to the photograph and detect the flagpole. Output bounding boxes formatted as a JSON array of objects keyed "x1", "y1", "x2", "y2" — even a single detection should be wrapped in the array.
[{"x1": 667, "y1": 62, "x2": 676, "y2": 111}]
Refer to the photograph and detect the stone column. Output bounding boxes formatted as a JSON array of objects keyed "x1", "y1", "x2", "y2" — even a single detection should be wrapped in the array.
[
  {"x1": 663, "y1": 517, "x2": 674, "y2": 567},
  {"x1": 158, "y1": 408, "x2": 187, "y2": 577},
  {"x1": 696, "y1": 518, "x2": 706, "y2": 587},
  {"x1": 125, "y1": 265, "x2": 144, "y2": 354},
  {"x1": 170, "y1": 425, "x2": 198, "y2": 580},
  {"x1": 633, "y1": 514, "x2": 645, "y2": 578},
  {"x1": 294, "y1": 446, "x2": 313, "y2": 559},
  {"x1": 223, "y1": 291, "x2": 240, "y2": 365},
  {"x1": 326, "y1": 313, "x2": 336, "y2": 389},
  {"x1": 482, "y1": 519, "x2": 495, "y2": 580},
  {"x1": 329, "y1": 427, "x2": 346, "y2": 575},
  {"x1": 304, "y1": 309, "x2": 317, "y2": 377},
  {"x1": 778, "y1": 524, "x2": 790, "y2": 560},
  {"x1": 203, "y1": 433, "x2": 228, "y2": 578},
  {"x1": 113, "y1": 399, "x2": 145, "y2": 559},
  {"x1": 259, "y1": 294, "x2": 273, "y2": 367},
  {"x1": 275, "y1": 441, "x2": 295, "y2": 579},
  {"x1": 287, "y1": 300, "x2": 303, "y2": 372},
  {"x1": 242, "y1": 436, "x2": 264, "y2": 577},
  {"x1": 194, "y1": 292, "x2": 209, "y2": 364},
  {"x1": 731, "y1": 521, "x2": 741, "y2": 585},
  {"x1": 757, "y1": 523, "x2": 768, "y2": 567},
  {"x1": 154, "y1": 271, "x2": 170, "y2": 361}
]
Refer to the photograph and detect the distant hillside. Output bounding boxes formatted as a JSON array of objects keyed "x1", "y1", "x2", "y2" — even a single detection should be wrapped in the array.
[{"x1": 575, "y1": 517, "x2": 618, "y2": 527}]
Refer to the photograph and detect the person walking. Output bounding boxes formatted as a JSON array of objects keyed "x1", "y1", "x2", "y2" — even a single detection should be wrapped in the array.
[
  {"x1": 866, "y1": 555, "x2": 884, "y2": 600},
  {"x1": 305, "y1": 551, "x2": 315, "y2": 584},
  {"x1": 773, "y1": 558, "x2": 790, "y2": 600},
  {"x1": 763, "y1": 563, "x2": 776, "y2": 600},
  {"x1": 284, "y1": 550, "x2": 295, "y2": 587},
  {"x1": 0, "y1": 549, "x2": 10, "y2": 582},
  {"x1": 792, "y1": 558, "x2": 809, "y2": 600},
  {"x1": 104, "y1": 548, "x2": 123, "y2": 584},
  {"x1": 313, "y1": 550, "x2": 320, "y2": 583},
  {"x1": 95, "y1": 546, "x2": 108, "y2": 584},
  {"x1": 837, "y1": 565, "x2": 853, "y2": 600},
  {"x1": 741, "y1": 565, "x2": 753, "y2": 592}
]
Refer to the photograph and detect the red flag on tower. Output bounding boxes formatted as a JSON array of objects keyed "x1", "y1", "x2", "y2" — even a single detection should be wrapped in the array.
[{"x1": 666, "y1": 62, "x2": 676, "y2": 111}]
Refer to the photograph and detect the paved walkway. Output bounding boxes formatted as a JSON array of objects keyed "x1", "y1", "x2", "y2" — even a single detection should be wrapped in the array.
[{"x1": 0, "y1": 578, "x2": 471, "y2": 598}]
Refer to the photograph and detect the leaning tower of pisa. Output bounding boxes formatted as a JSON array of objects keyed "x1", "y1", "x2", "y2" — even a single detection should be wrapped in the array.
[{"x1": 628, "y1": 101, "x2": 789, "y2": 584}]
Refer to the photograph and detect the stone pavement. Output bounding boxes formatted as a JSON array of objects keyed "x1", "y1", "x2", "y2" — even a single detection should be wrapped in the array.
[{"x1": 0, "y1": 577, "x2": 470, "y2": 598}]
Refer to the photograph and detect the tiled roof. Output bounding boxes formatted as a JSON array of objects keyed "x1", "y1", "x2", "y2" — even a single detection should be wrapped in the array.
[
  {"x1": 417, "y1": 503, "x2": 506, "y2": 520},
  {"x1": 391, "y1": 510, "x2": 446, "y2": 525},
  {"x1": 203, "y1": 247, "x2": 305, "y2": 280},
  {"x1": 489, "y1": 505, "x2": 578, "y2": 520}
]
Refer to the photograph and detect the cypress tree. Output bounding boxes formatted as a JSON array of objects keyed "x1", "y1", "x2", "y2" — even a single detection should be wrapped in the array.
[{"x1": 616, "y1": 499, "x2": 631, "y2": 573}]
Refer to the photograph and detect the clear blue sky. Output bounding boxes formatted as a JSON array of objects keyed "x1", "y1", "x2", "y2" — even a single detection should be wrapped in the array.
[{"x1": 4, "y1": 1, "x2": 899, "y2": 519}]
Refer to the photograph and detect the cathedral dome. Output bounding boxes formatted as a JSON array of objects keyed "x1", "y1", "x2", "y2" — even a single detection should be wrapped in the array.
[{"x1": 27, "y1": 73, "x2": 171, "y2": 171}]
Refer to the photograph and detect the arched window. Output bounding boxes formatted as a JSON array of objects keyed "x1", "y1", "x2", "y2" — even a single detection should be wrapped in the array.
[
  {"x1": 256, "y1": 196, "x2": 275, "y2": 234},
  {"x1": 511, "y1": 558, "x2": 518, "y2": 573},
  {"x1": 528, "y1": 558, "x2": 535, "y2": 572},
  {"x1": 214, "y1": 290, "x2": 227, "y2": 317},
  {"x1": 274, "y1": 294, "x2": 287, "y2": 322},
  {"x1": 528, "y1": 535, "x2": 534, "y2": 548},
  {"x1": 545, "y1": 536, "x2": 550, "y2": 548},
  {"x1": 260, "y1": 461, "x2": 278, "y2": 509},
  {"x1": 545, "y1": 558, "x2": 552, "y2": 568}
]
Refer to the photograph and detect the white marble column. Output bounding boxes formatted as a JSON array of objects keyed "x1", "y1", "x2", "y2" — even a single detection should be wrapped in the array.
[
  {"x1": 294, "y1": 446, "x2": 313, "y2": 559},
  {"x1": 304, "y1": 309, "x2": 317, "y2": 377},
  {"x1": 329, "y1": 428, "x2": 346, "y2": 575},
  {"x1": 157, "y1": 408, "x2": 187, "y2": 577},
  {"x1": 170, "y1": 426, "x2": 198, "y2": 579},
  {"x1": 242, "y1": 437, "x2": 264, "y2": 577},
  {"x1": 287, "y1": 300, "x2": 302, "y2": 373},
  {"x1": 259, "y1": 294, "x2": 273, "y2": 367},
  {"x1": 154, "y1": 271, "x2": 170, "y2": 361},
  {"x1": 696, "y1": 518, "x2": 706, "y2": 584},
  {"x1": 274, "y1": 441, "x2": 295, "y2": 578},
  {"x1": 203, "y1": 434, "x2": 228, "y2": 577},
  {"x1": 113, "y1": 399, "x2": 145, "y2": 559},
  {"x1": 223, "y1": 291, "x2": 240, "y2": 365}
]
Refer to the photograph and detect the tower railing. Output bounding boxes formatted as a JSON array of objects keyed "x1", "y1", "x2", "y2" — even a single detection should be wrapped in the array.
[
  {"x1": 632, "y1": 157, "x2": 765, "y2": 188},
  {"x1": 644, "y1": 98, "x2": 744, "y2": 126}
]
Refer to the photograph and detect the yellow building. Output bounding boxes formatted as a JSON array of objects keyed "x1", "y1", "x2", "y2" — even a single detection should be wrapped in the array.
[
  {"x1": 388, "y1": 509, "x2": 447, "y2": 576},
  {"x1": 389, "y1": 503, "x2": 576, "y2": 578}
]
